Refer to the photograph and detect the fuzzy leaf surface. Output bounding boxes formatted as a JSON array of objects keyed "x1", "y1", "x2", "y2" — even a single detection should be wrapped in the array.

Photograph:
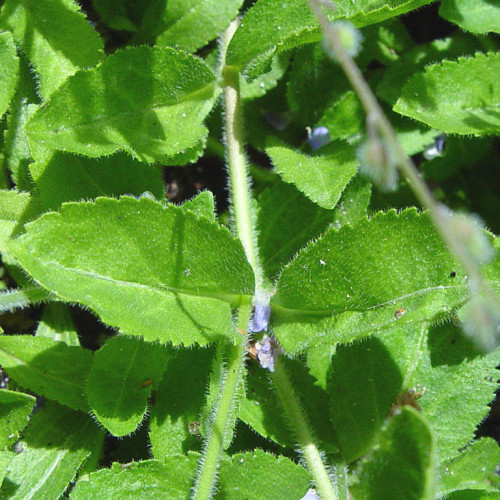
[
  {"x1": 149, "y1": 347, "x2": 213, "y2": 457},
  {"x1": 266, "y1": 142, "x2": 357, "y2": 209},
  {"x1": 271, "y1": 209, "x2": 500, "y2": 354},
  {"x1": 226, "y1": 0, "x2": 434, "y2": 80},
  {"x1": 179, "y1": 191, "x2": 216, "y2": 221},
  {"x1": 336, "y1": 322, "x2": 500, "y2": 465},
  {"x1": 8, "y1": 197, "x2": 254, "y2": 346},
  {"x1": 26, "y1": 47, "x2": 217, "y2": 163},
  {"x1": 351, "y1": 407, "x2": 435, "y2": 500},
  {"x1": 439, "y1": 0, "x2": 500, "y2": 35},
  {"x1": 36, "y1": 303, "x2": 80, "y2": 346},
  {"x1": 0, "y1": 31, "x2": 19, "y2": 118},
  {"x1": 87, "y1": 336, "x2": 169, "y2": 437},
  {"x1": 394, "y1": 52, "x2": 500, "y2": 136},
  {"x1": 439, "y1": 438, "x2": 500, "y2": 496},
  {"x1": 71, "y1": 457, "x2": 197, "y2": 500},
  {"x1": 30, "y1": 151, "x2": 165, "y2": 211},
  {"x1": 240, "y1": 357, "x2": 337, "y2": 452},
  {"x1": 1, "y1": 401, "x2": 104, "y2": 500},
  {"x1": 0, "y1": 0, "x2": 103, "y2": 100},
  {"x1": 0, "y1": 389, "x2": 35, "y2": 449},
  {"x1": 155, "y1": 0, "x2": 244, "y2": 52},
  {"x1": 217, "y1": 449, "x2": 311, "y2": 499},
  {"x1": 0, "y1": 335, "x2": 92, "y2": 411}
]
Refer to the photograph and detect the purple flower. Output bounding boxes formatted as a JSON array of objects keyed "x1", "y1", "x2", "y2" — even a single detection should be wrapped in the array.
[
  {"x1": 307, "y1": 126, "x2": 331, "y2": 151},
  {"x1": 255, "y1": 336, "x2": 277, "y2": 373}
]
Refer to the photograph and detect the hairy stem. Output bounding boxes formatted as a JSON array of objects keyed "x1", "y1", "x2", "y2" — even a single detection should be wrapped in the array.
[
  {"x1": 309, "y1": 0, "x2": 500, "y2": 308},
  {"x1": 192, "y1": 304, "x2": 251, "y2": 500},
  {"x1": 222, "y1": 21, "x2": 265, "y2": 291},
  {"x1": 272, "y1": 358, "x2": 337, "y2": 500}
]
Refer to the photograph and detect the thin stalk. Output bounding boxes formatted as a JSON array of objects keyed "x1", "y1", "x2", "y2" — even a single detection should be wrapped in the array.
[
  {"x1": 309, "y1": 0, "x2": 500, "y2": 307},
  {"x1": 222, "y1": 21, "x2": 265, "y2": 290},
  {"x1": 192, "y1": 304, "x2": 251, "y2": 500},
  {"x1": 272, "y1": 358, "x2": 337, "y2": 500}
]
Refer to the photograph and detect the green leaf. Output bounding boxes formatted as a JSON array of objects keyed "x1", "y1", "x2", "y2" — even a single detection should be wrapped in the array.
[
  {"x1": 26, "y1": 46, "x2": 218, "y2": 163},
  {"x1": 8, "y1": 197, "x2": 254, "y2": 346},
  {"x1": 0, "y1": 31, "x2": 19, "y2": 119},
  {"x1": 0, "y1": 389, "x2": 35, "y2": 449},
  {"x1": 0, "y1": 451, "x2": 13, "y2": 487},
  {"x1": 439, "y1": 438, "x2": 500, "y2": 496},
  {"x1": 376, "y1": 35, "x2": 485, "y2": 105},
  {"x1": 257, "y1": 182, "x2": 336, "y2": 280},
  {"x1": 226, "y1": 0, "x2": 434, "y2": 80},
  {"x1": 333, "y1": 0, "x2": 435, "y2": 27},
  {"x1": 4, "y1": 102, "x2": 37, "y2": 191},
  {"x1": 35, "y1": 302, "x2": 79, "y2": 346},
  {"x1": 0, "y1": 0, "x2": 103, "y2": 100},
  {"x1": 394, "y1": 52, "x2": 500, "y2": 136},
  {"x1": 271, "y1": 209, "x2": 500, "y2": 354},
  {"x1": 0, "y1": 286, "x2": 53, "y2": 314},
  {"x1": 149, "y1": 347, "x2": 214, "y2": 458},
  {"x1": 217, "y1": 449, "x2": 311, "y2": 499},
  {"x1": 266, "y1": 142, "x2": 358, "y2": 209},
  {"x1": 30, "y1": 151, "x2": 165, "y2": 212},
  {"x1": 1, "y1": 401, "x2": 104, "y2": 500},
  {"x1": 86, "y1": 336, "x2": 169, "y2": 437},
  {"x1": 439, "y1": 0, "x2": 500, "y2": 35},
  {"x1": 351, "y1": 407, "x2": 436, "y2": 500},
  {"x1": 328, "y1": 335, "x2": 403, "y2": 463},
  {"x1": 0, "y1": 190, "x2": 30, "y2": 254},
  {"x1": 0, "y1": 335, "x2": 92, "y2": 411},
  {"x1": 445, "y1": 492, "x2": 500, "y2": 500},
  {"x1": 155, "y1": 0, "x2": 244, "y2": 53},
  {"x1": 71, "y1": 456, "x2": 197, "y2": 500},
  {"x1": 345, "y1": 322, "x2": 500, "y2": 463},
  {"x1": 240, "y1": 357, "x2": 337, "y2": 452},
  {"x1": 179, "y1": 191, "x2": 216, "y2": 221}
]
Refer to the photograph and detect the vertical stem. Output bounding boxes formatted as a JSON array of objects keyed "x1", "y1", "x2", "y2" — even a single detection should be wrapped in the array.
[
  {"x1": 192, "y1": 304, "x2": 251, "y2": 500},
  {"x1": 272, "y1": 358, "x2": 337, "y2": 500},
  {"x1": 222, "y1": 22, "x2": 264, "y2": 290}
]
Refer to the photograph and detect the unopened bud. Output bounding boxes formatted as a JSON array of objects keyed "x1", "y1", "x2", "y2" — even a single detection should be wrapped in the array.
[
  {"x1": 323, "y1": 21, "x2": 363, "y2": 61},
  {"x1": 460, "y1": 295, "x2": 500, "y2": 352},
  {"x1": 307, "y1": 126, "x2": 331, "y2": 151},
  {"x1": 439, "y1": 208, "x2": 495, "y2": 265},
  {"x1": 357, "y1": 136, "x2": 398, "y2": 191}
]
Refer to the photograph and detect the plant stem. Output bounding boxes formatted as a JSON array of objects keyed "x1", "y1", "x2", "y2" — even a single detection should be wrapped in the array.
[
  {"x1": 309, "y1": 0, "x2": 500, "y2": 307},
  {"x1": 272, "y1": 357, "x2": 337, "y2": 500},
  {"x1": 222, "y1": 21, "x2": 265, "y2": 291},
  {"x1": 192, "y1": 304, "x2": 251, "y2": 500}
]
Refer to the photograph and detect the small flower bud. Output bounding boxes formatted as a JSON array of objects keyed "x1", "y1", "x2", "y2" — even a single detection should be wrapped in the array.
[
  {"x1": 357, "y1": 136, "x2": 398, "y2": 191},
  {"x1": 255, "y1": 336, "x2": 278, "y2": 372},
  {"x1": 323, "y1": 21, "x2": 363, "y2": 61},
  {"x1": 438, "y1": 208, "x2": 496, "y2": 265},
  {"x1": 249, "y1": 289, "x2": 272, "y2": 333},
  {"x1": 461, "y1": 294, "x2": 500, "y2": 352}
]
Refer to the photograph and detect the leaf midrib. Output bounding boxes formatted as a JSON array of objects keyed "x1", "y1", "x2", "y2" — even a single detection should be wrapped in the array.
[{"x1": 40, "y1": 259, "x2": 249, "y2": 305}]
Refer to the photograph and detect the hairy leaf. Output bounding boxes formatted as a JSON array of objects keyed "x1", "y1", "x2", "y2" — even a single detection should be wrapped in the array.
[
  {"x1": 71, "y1": 457, "x2": 197, "y2": 499},
  {"x1": 439, "y1": 0, "x2": 500, "y2": 35},
  {"x1": 26, "y1": 47, "x2": 217, "y2": 163},
  {"x1": 217, "y1": 449, "x2": 311, "y2": 499},
  {"x1": 439, "y1": 438, "x2": 500, "y2": 496},
  {"x1": 155, "y1": 0, "x2": 244, "y2": 52},
  {"x1": 8, "y1": 197, "x2": 254, "y2": 346},
  {"x1": 0, "y1": 335, "x2": 92, "y2": 411},
  {"x1": 266, "y1": 142, "x2": 357, "y2": 209},
  {"x1": 351, "y1": 407, "x2": 436, "y2": 500},
  {"x1": 149, "y1": 347, "x2": 213, "y2": 457},
  {"x1": 36, "y1": 303, "x2": 80, "y2": 346},
  {"x1": 179, "y1": 191, "x2": 216, "y2": 221},
  {"x1": 0, "y1": 0, "x2": 103, "y2": 100},
  {"x1": 0, "y1": 31, "x2": 19, "y2": 118},
  {"x1": 87, "y1": 336, "x2": 169, "y2": 437},
  {"x1": 394, "y1": 52, "x2": 500, "y2": 136},
  {"x1": 0, "y1": 389, "x2": 35, "y2": 449},
  {"x1": 30, "y1": 151, "x2": 165, "y2": 211},
  {"x1": 271, "y1": 209, "x2": 500, "y2": 354},
  {"x1": 1, "y1": 401, "x2": 104, "y2": 500}
]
